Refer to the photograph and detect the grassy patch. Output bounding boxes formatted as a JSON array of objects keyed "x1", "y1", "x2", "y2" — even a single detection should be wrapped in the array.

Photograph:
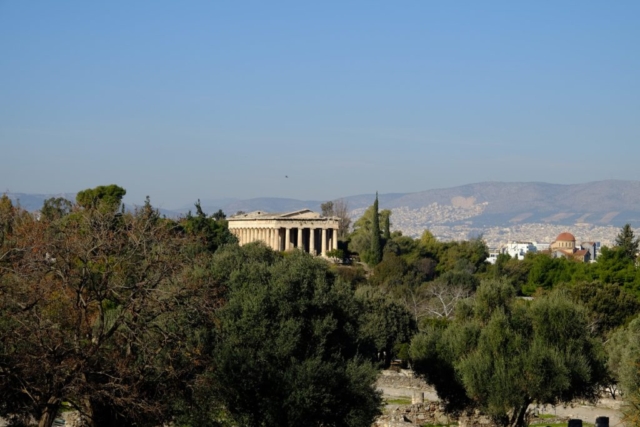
[
  {"x1": 384, "y1": 397, "x2": 412, "y2": 405},
  {"x1": 535, "y1": 413, "x2": 557, "y2": 419}
]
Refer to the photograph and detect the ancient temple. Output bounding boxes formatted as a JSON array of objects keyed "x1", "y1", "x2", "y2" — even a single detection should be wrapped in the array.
[{"x1": 227, "y1": 209, "x2": 340, "y2": 257}]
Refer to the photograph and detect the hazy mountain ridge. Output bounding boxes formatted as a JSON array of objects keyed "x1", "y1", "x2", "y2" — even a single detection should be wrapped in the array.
[{"x1": 6, "y1": 181, "x2": 640, "y2": 240}]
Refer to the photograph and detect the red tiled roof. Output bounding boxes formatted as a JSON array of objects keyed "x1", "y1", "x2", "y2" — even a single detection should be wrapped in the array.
[{"x1": 556, "y1": 232, "x2": 576, "y2": 242}]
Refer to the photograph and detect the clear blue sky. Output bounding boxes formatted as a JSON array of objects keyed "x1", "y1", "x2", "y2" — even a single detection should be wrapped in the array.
[{"x1": 2, "y1": 1, "x2": 639, "y2": 209}]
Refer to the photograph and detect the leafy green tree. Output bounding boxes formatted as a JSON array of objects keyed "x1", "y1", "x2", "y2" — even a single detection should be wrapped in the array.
[
  {"x1": 606, "y1": 316, "x2": 640, "y2": 424},
  {"x1": 76, "y1": 184, "x2": 126, "y2": 211},
  {"x1": 382, "y1": 212, "x2": 391, "y2": 241},
  {"x1": 40, "y1": 197, "x2": 73, "y2": 221},
  {"x1": 521, "y1": 253, "x2": 585, "y2": 295},
  {"x1": 355, "y1": 285, "x2": 417, "y2": 364},
  {"x1": 181, "y1": 200, "x2": 238, "y2": 254},
  {"x1": 411, "y1": 280, "x2": 607, "y2": 427},
  {"x1": 569, "y1": 281, "x2": 640, "y2": 336},
  {"x1": 321, "y1": 201, "x2": 334, "y2": 217},
  {"x1": 436, "y1": 238, "x2": 489, "y2": 275},
  {"x1": 0, "y1": 194, "x2": 15, "y2": 243},
  {"x1": 212, "y1": 208, "x2": 226, "y2": 220},
  {"x1": 607, "y1": 316, "x2": 640, "y2": 399},
  {"x1": 0, "y1": 201, "x2": 196, "y2": 427},
  {"x1": 370, "y1": 193, "x2": 382, "y2": 265},
  {"x1": 195, "y1": 246, "x2": 383, "y2": 427},
  {"x1": 615, "y1": 224, "x2": 639, "y2": 261},
  {"x1": 592, "y1": 246, "x2": 638, "y2": 294},
  {"x1": 349, "y1": 199, "x2": 389, "y2": 264}
]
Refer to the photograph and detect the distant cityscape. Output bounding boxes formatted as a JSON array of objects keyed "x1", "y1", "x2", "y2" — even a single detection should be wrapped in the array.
[{"x1": 361, "y1": 204, "x2": 620, "y2": 250}]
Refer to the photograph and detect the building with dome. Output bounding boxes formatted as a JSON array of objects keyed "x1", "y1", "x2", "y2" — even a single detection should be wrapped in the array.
[
  {"x1": 549, "y1": 231, "x2": 596, "y2": 262},
  {"x1": 550, "y1": 232, "x2": 577, "y2": 252}
]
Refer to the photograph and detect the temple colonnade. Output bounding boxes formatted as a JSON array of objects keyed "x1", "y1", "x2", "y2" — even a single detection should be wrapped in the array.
[{"x1": 227, "y1": 209, "x2": 340, "y2": 257}]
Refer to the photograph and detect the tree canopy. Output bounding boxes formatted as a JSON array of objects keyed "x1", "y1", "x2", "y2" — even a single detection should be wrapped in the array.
[
  {"x1": 76, "y1": 184, "x2": 127, "y2": 211},
  {"x1": 410, "y1": 280, "x2": 607, "y2": 427},
  {"x1": 189, "y1": 245, "x2": 387, "y2": 427},
  {"x1": 615, "y1": 223, "x2": 639, "y2": 261}
]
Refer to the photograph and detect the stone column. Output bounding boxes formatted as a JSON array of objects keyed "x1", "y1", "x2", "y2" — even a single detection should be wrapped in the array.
[
  {"x1": 321, "y1": 228, "x2": 327, "y2": 257},
  {"x1": 332, "y1": 228, "x2": 338, "y2": 250},
  {"x1": 309, "y1": 228, "x2": 316, "y2": 255},
  {"x1": 285, "y1": 228, "x2": 291, "y2": 250},
  {"x1": 272, "y1": 228, "x2": 278, "y2": 250},
  {"x1": 297, "y1": 227, "x2": 303, "y2": 250}
]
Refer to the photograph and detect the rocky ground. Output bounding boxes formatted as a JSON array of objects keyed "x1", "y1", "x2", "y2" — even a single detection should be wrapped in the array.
[{"x1": 375, "y1": 370, "x2": 624, "y2": 426}]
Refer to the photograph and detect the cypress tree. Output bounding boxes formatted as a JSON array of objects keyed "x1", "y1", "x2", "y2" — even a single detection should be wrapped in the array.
[
  {"x1": 383, "y1": 212, "x2": 391, "y2": 241},
  {"x1": 370, "y1": 192, "x2": 382, "y2": 265}
]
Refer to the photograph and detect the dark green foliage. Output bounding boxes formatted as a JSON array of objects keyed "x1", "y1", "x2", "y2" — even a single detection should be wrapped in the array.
[
  {"x1": 523, "y1": 253, "x2": 571, "y2": 293},
  {"x1": 370, "y1": 193, "x2": 382, "y2": 265},
  {"x1": 371, "y1": 253, "x2": 409, "y2": 288},
  {"x1": 212, "y1": 209, "x2": 226, "y2": 220},
  {"x1": 607, "y1": 316, "x2": 640, "y2": 424},
  {"x1": 411, "y1": 280, "x2": 607, "y2": 427},
  {"x1": 0, "y1": 194, "x2": 14, "y2": 242},
  {"x1": 592, "y1": 246, "x2": 640, "y2": 295},
  {"x1": 196, "y1": 246, "x2": 384, "y2": 427},
  {"x1": 434, "y1": 237, "x2": 489, "y2": 275},
  {"x1": 355, "y1": 285, "x2": 417, "y2": 360},
  {"x1": 40, "y1": 197, "x2": 73, "y2": 220},
  {"x1": 181, "y1": 200, "x2": 238, "y2": 254},
  {"x1": 333, "y1": 264, "x2": 368, "y2": 287},
  {"x1": 569, "y1": 281, "x2": 640, "y2": 335},
  {"x1": 76, "y1": 184, "x2": 126, "y2": 211},
  {"x1": 615, "y1": 223, "x2": 639, "y2": 261},
  {"x1": 383, "y1": 213, "x2": 391, "y2": 241}
]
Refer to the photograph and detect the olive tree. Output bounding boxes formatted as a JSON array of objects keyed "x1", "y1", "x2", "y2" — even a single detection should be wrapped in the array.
[
  {"x1": 410, "y1": 280, "x2": 607, "y2": 427},
  {"x1": 607, "y1": 316, "x2": 640, "y2": 424},
  {"x1": 188, "y1": 245, "x2": 385, "y2": 427}
]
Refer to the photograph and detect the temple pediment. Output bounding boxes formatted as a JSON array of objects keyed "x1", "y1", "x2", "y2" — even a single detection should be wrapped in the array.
[{"x1": 279, "y1": 209, "x2": 321, "y2": 219}]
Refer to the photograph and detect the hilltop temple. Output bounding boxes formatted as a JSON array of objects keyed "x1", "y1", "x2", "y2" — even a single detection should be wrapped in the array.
[{"x1": 227, "y1": 209, "x2": 340, "y2": 257}]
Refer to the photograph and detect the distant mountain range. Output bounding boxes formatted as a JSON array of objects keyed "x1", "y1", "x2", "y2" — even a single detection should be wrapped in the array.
[
  {"x1": 7, "y1": 180, "x2": 640, "y2": 235},
  {"x1": 191, "y1": 180, "x2": 640, "y2": 228}
]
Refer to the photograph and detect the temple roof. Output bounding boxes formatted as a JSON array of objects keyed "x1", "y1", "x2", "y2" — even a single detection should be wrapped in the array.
[{"x1": 229, "y1": 209, "x2": 336, "y2": 221}]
